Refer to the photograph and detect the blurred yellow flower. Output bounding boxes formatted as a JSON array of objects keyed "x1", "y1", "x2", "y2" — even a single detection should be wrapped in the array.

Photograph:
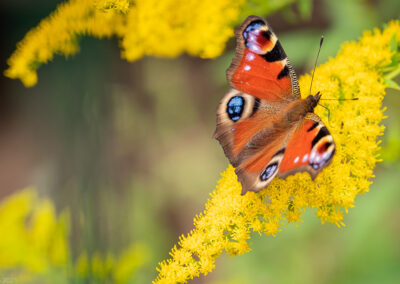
[
  {"x1": 0, "y1": 189, "x2": 68, "y2": 275},
  {"x1": 153, "y1": 21, "x2": 400, "y2": 283},
  {"x1": 0, "y1": 189, "x2": 150, "y2": 283},
  {"x1": 76, "y1": 252, "x2": 90, "y2": 277},
  {"x1": 114, "y1": 244, "x2": 151, "y2": 284},
  {"x1": 75, "y1": 244, "x2": 150, "y2": 283}
]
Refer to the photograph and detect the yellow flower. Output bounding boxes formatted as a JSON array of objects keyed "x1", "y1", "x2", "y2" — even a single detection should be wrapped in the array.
[
  {"x1": 94, "y1": 0, "x2": 130, "y2": 13},
  {"x1": 0, "y1": 189, "x2": 150, "y2": 283},
  {"x1": 114, "y1": 244, "x2": 151, "y2": 284},
  {"x1": 75, "y1": 244, "x2": 150, "y2": 283},
  {"x1": 4, "y1": 0, "x2": 125, "y2": 87},
  {"x1": 76, "y1": 252, "x2": 90, "y2": 277},
  {"x1": 153, "y1": 21, "x2": 400, "y2": 283},
  {"x1": 0, "y1": 189, "x2": 69, "y2": 273},
  {"x1": 4, "y1": 0, "x2": 248, "y2": 87}
]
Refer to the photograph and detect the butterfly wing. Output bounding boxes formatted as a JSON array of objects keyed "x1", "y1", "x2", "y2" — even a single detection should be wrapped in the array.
[
  {"x1": 227, "y1": 15, "x2": 300, "y2": 102},
  {"x1": 278, "y1": 113, "x2": 336, "y2": 180},
  {"x1": 235, "y1": 113, "x2": 335, "y2": 195}
]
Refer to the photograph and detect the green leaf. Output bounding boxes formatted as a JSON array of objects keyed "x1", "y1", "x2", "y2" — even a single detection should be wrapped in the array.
[{"x1": 384, "y1": 77, "x2": 400, "y2": 90}]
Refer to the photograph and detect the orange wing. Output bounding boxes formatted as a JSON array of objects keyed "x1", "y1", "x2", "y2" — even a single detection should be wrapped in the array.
[
  {"x1": 214, "y1": 89, "x2": 286, "y2": 167},
  {"x1": 234, "y1": 114, "x2": 335, "y2": 195},
  {"x1": 227, "y1": 16, "x2": 300, "y2": 102},
  {"x1": 278, "y1": 115, "x2": 335, "y2": 180}
]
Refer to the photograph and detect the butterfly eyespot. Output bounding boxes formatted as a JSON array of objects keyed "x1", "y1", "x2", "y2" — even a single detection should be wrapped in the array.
[
  {"x1": 311, "y1": 150, "x2": 334, "y2": 170},
  {"x1": 309, "y1": 138, "x2": 335, "y2": 170},
  {"x1": 227, "y1": 96, "x2": 245, "y2": 122},
  {"x1": 260, "y1": 163, "x2": 278, "y2": 181},
  {"x1": 318, "y1": 142, "x2": 332, "y2": 153},
  {"x1": 243, "y1": 20, "x2": 264, "y2": 39},
  {"x1": 243, "y1": 21, "x2": 272, "y2": 54}
]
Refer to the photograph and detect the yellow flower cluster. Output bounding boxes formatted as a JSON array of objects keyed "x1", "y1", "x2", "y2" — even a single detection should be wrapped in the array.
[
  {"x1": 0, "y1": 189, "x2": 149, "y2": 283},
  {"x1": 5, "y1": 0, "x2": 247, "y2": 87},
  {"x1": 0, "y1": 189, "x2": 68, "y2": 275},
  {"x1": 153, "y1": 21, "x2": 400, "y2": 283},
  {"x1": 121, "y1": 0, "x2": 246, "y2": 61},
  {"x1": 94, "y1": 0, "x2": 130, "y2": 13},
  {"x1": 75, "y1": 244, "x2": 150, "y2": 283},
  {"x1": 4, "y1": 0, "x2": 125, "y2": 87}
]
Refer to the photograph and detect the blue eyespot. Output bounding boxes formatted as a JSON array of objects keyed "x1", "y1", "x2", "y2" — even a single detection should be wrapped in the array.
[
  {"x1": 243, "y1": 20, "x2": 264, "y2": 40},
  {"x1": 227, "y1": 96, "x2": 244, "y2": 122},
  {"x1": 260, "y1": 163, "x2": 278, "y2": 181}
]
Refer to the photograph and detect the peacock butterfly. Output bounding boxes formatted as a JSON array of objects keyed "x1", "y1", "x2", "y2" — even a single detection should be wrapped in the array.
[{"x1": 214, "y1": 16, "x2": 335, "y2": 195}]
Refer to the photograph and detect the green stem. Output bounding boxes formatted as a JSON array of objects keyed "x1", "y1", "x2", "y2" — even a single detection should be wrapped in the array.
[{"x1": 385, "y1": 65, "x2": 400, "y2": 80}]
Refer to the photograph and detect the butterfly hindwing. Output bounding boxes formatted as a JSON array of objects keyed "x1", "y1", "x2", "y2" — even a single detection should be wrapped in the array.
[
  {"x1": 235, "y1": 113, "x2": 335, "y2": 195},
  {"x1": 227, "y1": 16, "x2": 300, "y2": 102},
  {"x1": 235, "y1": 135, "x2": 288, "y2": 194},
  {"x1": 278, "y1": 114, "x2": 335, "y2": 180}
]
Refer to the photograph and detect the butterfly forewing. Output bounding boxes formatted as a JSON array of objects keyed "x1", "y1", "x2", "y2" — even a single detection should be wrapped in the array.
[{"x1": 227, "y1": 16, "x2": 300, "y2": 102}]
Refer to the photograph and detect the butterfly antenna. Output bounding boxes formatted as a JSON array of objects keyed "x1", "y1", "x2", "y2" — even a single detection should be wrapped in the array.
[
  {"x1": 320, "y1": 98, "x2": 359, "y2": 101},
  {"x1": 309, "y1": 36, "x2": 324, "y2": 95}
]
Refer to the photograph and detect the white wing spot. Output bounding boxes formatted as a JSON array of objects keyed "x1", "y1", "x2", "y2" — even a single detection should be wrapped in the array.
[
  {"x1": 302, "y1": 154, "x2": 309, "y2": 163},
  {"x1": 246, "y1": 53, "x2": 255, "y2": 61},
  {"x1": 249, "y1": 44, "x2": 262, "y2": 53},
  {"x1": 294, "y1": 156, "x2": 299, "y2": 164},
  {"x1": 244, "y1": 65, "x2": 251, "y2": 71}
]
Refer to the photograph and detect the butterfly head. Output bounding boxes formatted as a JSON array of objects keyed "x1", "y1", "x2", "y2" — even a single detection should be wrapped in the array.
[{"x1": 305, "y1": 91, "x2": 322, "y2": 112}]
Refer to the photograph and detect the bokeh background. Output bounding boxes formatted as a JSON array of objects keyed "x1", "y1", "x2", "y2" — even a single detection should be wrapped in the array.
[{"x1": 1, "y1": 0, "x2": 400, "y2": 283}]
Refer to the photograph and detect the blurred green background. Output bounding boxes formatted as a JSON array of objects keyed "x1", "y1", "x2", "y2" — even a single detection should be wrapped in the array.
[{"x1": 0, "y1": 0, "x2": 399, "y2": 283}]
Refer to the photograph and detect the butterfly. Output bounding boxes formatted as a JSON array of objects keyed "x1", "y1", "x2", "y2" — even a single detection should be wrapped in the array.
[{"x1": 214, "y1": 16, "x2": 335, "y2": 195}]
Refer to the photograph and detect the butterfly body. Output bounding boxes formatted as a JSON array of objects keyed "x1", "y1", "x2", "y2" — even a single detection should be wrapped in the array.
[{"x1": 214, "y1": 16, "x2": 335, "y2": 195}]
